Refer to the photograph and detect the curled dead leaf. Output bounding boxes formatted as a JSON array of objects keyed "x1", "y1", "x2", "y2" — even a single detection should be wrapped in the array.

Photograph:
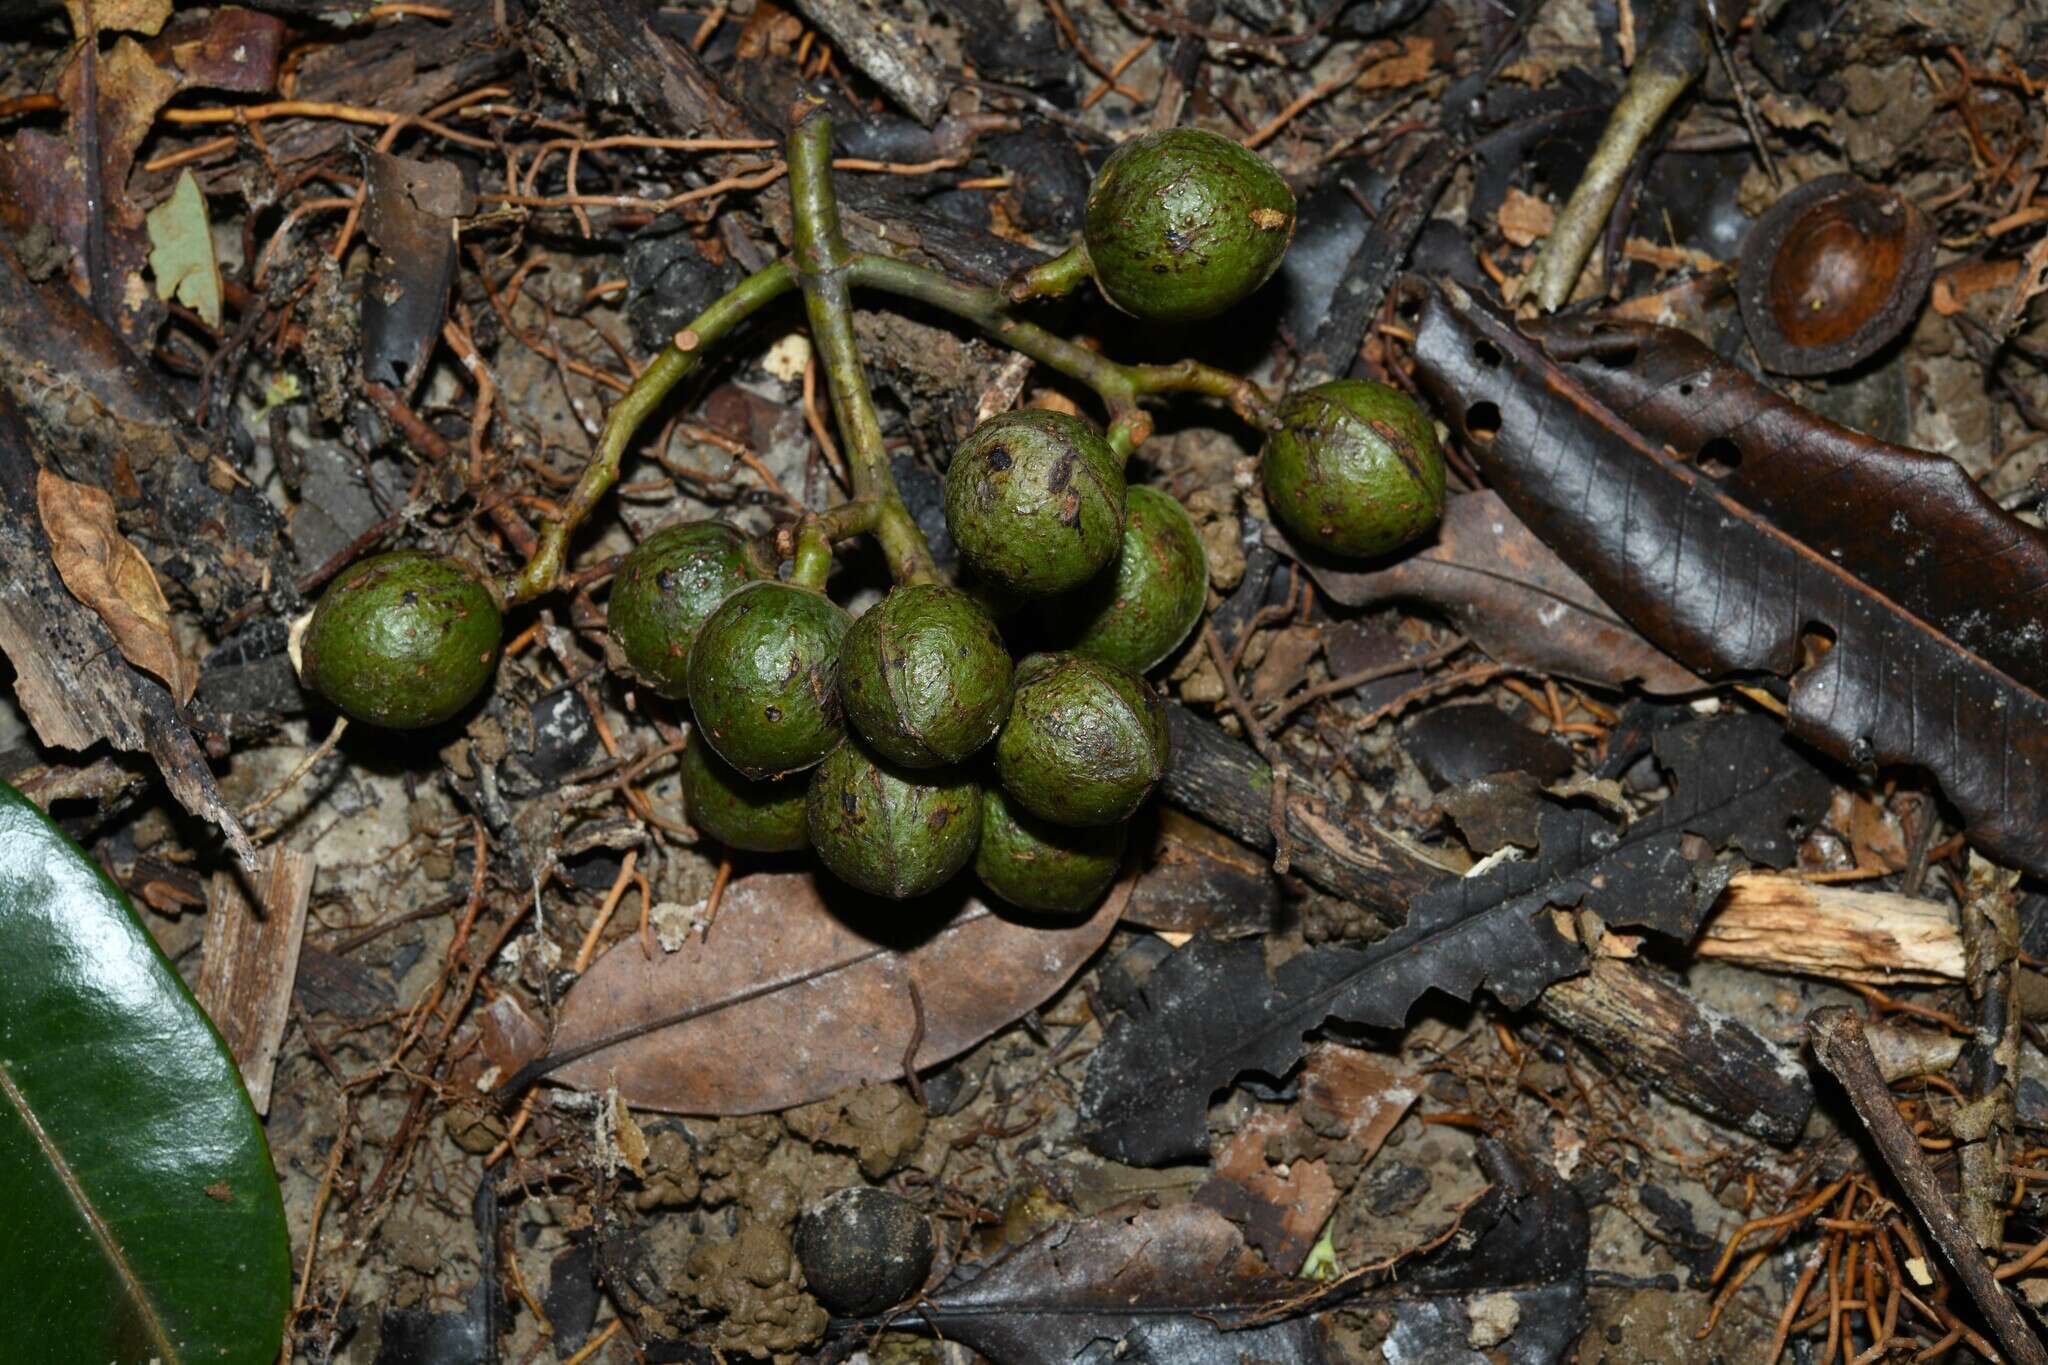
[{"x1": 37, "y1": 468, "x2": 195, "y2": 704}]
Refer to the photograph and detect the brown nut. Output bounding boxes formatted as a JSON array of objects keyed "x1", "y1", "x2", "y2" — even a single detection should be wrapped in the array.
[{"x1": 1737, "y1": 174, "x2": 1933, "y2": 377}]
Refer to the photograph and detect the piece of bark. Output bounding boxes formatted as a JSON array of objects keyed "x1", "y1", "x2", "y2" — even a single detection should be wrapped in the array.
[
  {"x1": 788, "y1": 0, "x2": 950, "y2": 125},
  {"x1": 1535, "y1": 955, "x2": 1812, "y2": 1144},
  {"x1": 1957, "y1": 859, "x2": 2022, "y2": 1252},
  {"x1": 1123, "y1": 808, "x2": 1281, "y2": 939},
  {"x1": 1808, "y1": 1006, "x2": 2048, "y2": 1365},
  {"x1": 360, "y1": 152, "x2": 469, "y2": 396},
  {"x1": 0, "y1": 390, "x2": 254, "y2": 865},
  {"x1": 1695, "y1": 873, "x2": 1964, "y2": 984},
  {"x1": 197, "y1": 848, "x2": 314, "y2": 1114},
  {"x1": 0, "y1": 240, "x2": 287, "y2": 625},
  {"x1": 1160, "y1": 701, "x2": 1446, "y2": 925}
]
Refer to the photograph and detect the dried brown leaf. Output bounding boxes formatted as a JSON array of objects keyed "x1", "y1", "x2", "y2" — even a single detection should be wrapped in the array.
[
  {"x1": 536, "y1": 871, "x2": 1127, "y2": 1113},
  {"x1": 1277, "y1": 491, "x2": 1699, "y2": 694},
  {"x1": 37, "y1": 469, "x2": 194, "y2": 704}
]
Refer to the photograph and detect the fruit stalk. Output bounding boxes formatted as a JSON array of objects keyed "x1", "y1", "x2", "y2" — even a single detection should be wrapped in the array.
[
  {"x1": 848, "y1": 253, "x2": 1277, "y2": 457},
  {"x1": 787, "y1": 105, "x2": 940, "y2": 587},
  {"x1": 505, "y1": 260, "x2": 799, "y2": 604}
]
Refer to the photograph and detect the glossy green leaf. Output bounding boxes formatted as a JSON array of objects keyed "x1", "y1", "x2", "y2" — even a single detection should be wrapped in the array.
[{"x1": 0, "y1": 780, "x2": 290, "y2": 1364}]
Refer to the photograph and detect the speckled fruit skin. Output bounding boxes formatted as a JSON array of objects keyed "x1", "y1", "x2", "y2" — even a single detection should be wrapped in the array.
[
  {"x1": 677, "y1": 733, "x2": 809, "y2": 853},
  {"x1": 686, "y1": 580, "x2": 850, "y2": 780},
  {"x1": 301, "y1": 550, "x2": 501, "y2": 730},
  {"x1": 995, "y1": 652, "x2": 1169, "y2": 827},
  {"x1": 1082, "y1": 127, "x2": 1296, "y2": 323},
  {"x1": 1045, "y1": 485, "x2": 1208, "y2": 673},
  {"x1": 1261, "y1": 379, "x2": 1447, "y2": 558},
  {"x1": 840, "y1": 584, "x2": 1013, "y2": 768},
  {"x1": 794, "y1": 1187, "x2": 935, "y2": 1317},
  {"x1": 944, "y1": 409, "x2": 1126, "y2": 597},
  {"x1": 975, "y1": 784, "x2": 1125, "y2": 913},
  {"x1": 805, "y1": 741, "x2": 981, "y2": 900},
  {"x1": 608, "y1": 521, "x2": 757, "y2": 699}
]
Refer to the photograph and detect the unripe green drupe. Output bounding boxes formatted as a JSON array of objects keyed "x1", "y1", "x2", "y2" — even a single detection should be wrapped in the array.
[
  {"x1": 608, "y1": 520, "x2": 757, "y2": 698},
  {"x1": 1261, "y1": 379, "x2": 1447, "y2": 558},
  {"x1": 944, "y1": 409, "x2": 1125, "y2": 597},
  {"x1": 677, "y1": 732, "x2": 810, "y2": 853},
  {"x1": 806, "y1": 741, "x2": 981, "y2": 899},
  {"x1": 975, "y1": 785, "x2": 1125, "y2": 913},
  {"x1": 301, "y1": 550, "x2": 502, "y2": 730},
  {"x1": 1044, "y1": 484, "x2": 1207, "y2": 673},
  {"x1": 995, "y1": 652, "x2": 1169, "y2": 827},
  {"x1": 1082, "y1": 127, "x2": 1296, "y2": 323},
  {"x1": 840, "y1": 583, "x2": 1013, "y2": 767},
  {"x1": 687, "y1": 580, "x2": 850, "y2": 779}
]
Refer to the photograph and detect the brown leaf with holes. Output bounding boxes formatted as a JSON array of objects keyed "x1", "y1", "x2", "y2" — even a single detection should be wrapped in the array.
[
  {"x1": 38, "y1": 469, "x2": 194, "y2": 705},
  {"x1": 1412, "y1": 283, "x2": 2048, "y2": 878},
  {"x1": 529, "y1": 871, "x2": 1128, "y2": 1113}
]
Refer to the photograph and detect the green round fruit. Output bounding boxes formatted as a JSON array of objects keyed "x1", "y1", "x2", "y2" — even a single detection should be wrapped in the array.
[
  {"x1": 944, "y1": 409, "x2": 1125, "y2": 597},
  {"x1": 1044, "y1": 485, "x2": 1207, "y2": 673},
  {"x1": 995, "y1": 653, "x2": 1169, "y2": 827},
  {"x1": 686, "y1": 580, "x2": 850, "y2": 779},
  {"x1": 301, "y1": 550, "x2": 501, "y2": 729},
  {"x1": 840, "y1": 584, "x2": 1013, "y2": 768},
  {"x1": 806, "y1": 741, "x2": 981, "y2": 899},
  {"x1": 678, "y1": 732, "x2": 809, "y2": 853},
  {"x1": 1082, "y1": 127, "x2": 1296, "y2": 323},
  {"x1": 1261, "y1": 379, "x2": 1447, "y2": 558},
  {"x1": 975, "y1": 785, "x2": 1125, "y2": 913},
  {"x1": 609, "y1": 521, "x2": 758, "y2": 699}
]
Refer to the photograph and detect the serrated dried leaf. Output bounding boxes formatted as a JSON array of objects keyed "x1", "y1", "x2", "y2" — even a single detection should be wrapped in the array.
[
  {"x1": 37, "y1": 468, "x2": 194, "y2": 704},
  {"x1": 1082, "y1": 713, "x2": 1830, "y2": 1164}
]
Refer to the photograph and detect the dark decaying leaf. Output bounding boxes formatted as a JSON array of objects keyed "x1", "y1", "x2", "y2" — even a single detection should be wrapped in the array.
[
  {"x1": 1411, "y1": 282, "x2": 2048, "y2": 879},
  {"x1": 1276, "y1": 491, "x2": 1701, "y2": 695},
  {"x1": 0, "y1": 780, "x2": 290, "y2": 1364},
  {"x1": 535, "y1": 872, "x2": 1125, "y2": 1113},
  {"x1": 361, "y1": 152, "x2": 470, "y2": 396},
  {"x1": 1082, "y1": 712, "x2": 1831, "y2": 1164},
  {"x1": 1525, "y1": 317, "x2": 2048, "y2": 697},
  {"x1": 1373, "y1": 1140, "x2": 1590, "y2": 1365},
  {"x1": 912, "y1": 1204, "x2": 1336, "y2": 1365}
]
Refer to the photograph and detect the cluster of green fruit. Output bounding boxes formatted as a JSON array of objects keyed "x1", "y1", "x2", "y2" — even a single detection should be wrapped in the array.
[
  {"x1": 602, "y1": 409, "x2": 1194, "y2": 913},
  {"x1": 297, "y1": 125, "x2": 1451, "y2": 915}
]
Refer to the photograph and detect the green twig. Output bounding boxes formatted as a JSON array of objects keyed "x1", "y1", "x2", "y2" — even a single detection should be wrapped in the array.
[
  {"x1": 788, "y1": 105, "x2": 939, "y2": 587},
  {"x1": 849, "y1": 253, "x2": 1278, "y2": 455},
  {"x1": 504, "y1": 260, "x2": 798, "y2": 604}
]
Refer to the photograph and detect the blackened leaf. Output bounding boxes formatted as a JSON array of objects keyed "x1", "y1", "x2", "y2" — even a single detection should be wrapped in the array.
[
  {"x1": 1525, "y1": 317, "x2": 2048, "y2": 696},
  {"x1": 1082, "y1": 713, "x2": 1830, "y2": 1164},
  {"x1": 1411, "y1": 281, "x2": 2048, "y2": 878},
  {"x1": 915, "y1": 1205, "x2": 1333, "y2": 1365},
  {"x1": 0, "y1": 780, "x2": 290, "y2": 1363}
]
